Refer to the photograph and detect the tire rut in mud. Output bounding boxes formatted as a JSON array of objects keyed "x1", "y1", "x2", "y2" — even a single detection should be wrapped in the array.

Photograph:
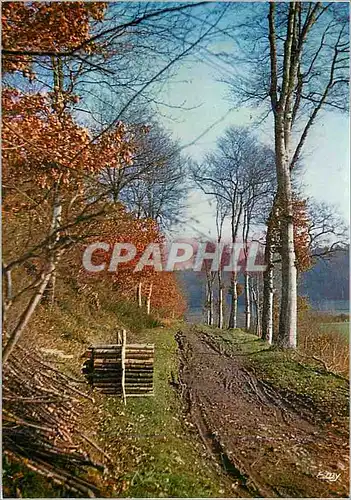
[{"x1": 175, "y1": 327, "x2": 349, "y2": 498}]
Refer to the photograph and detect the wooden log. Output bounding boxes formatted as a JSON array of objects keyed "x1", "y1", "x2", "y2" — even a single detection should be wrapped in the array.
[
  {"x1": 125, "y1": 344, "x2": 154, "y2": 349},
  {"x1": 126, "y1": 351, "x2": 153, "y2": 355},
  {"x1": 125, "y1": 371, "x2": 153, "y2": 375},
  {"x1": 100, "y1": 392, "x2": 122, "y2": 395},
  {"x1": 93, "y1": 364, "x2": 122, "y2": 369},
  {"x1": 93, "y1": 363, "x2": 122, "y2": 368},
  {"x1": 125, "y1": 376, "x2": 153, "y2": 381},
  {"x1": 126, "y1": 355, "x2": 154, "y2": 359},
  {"x1": 83, "y1": 346, "x2": 153, "y2": 358},
  {"x1": 89, "y1": 345, "x2": 123, "y2": 350},
  {"x1": 90, "y1": 371, "x2": 122, "y2": 376},
  {"x1": 127, "y1": 392, "x2": 155, "y2": 398},
  {"x1": 126, "y1": 390, "x2": 153, "y2": 394},
  {"x1": 94, "y1": 357, "x2": 122, "y2": 363},
  {"x1": 91, "y1": 366, "x2": 122, "y2": 374},
  {"x1": 125, "y1": 354, "x2": 154, "y2": 359},
  {"x1": 92, "y1": 366, "x2": 122, "y2": 371},
  {"x1": 92, "y1": 370, "x2": 121, "y2": 375},
  {"x1": 124, "y1": 384, "x2": 153, "y2": 389},
  {"x1": 82, "y1": 352, "x2": 120, "y2": 360},
  {"x1": 125, "y1": 370, "x2": 153, "y2": 374},
  {"x1": 125, "y1": 355, "x2": 154, "y2": 361},
  {"x1": 93, "y1": 384, "x2": 122, "y2": 388},
  {"x1": 86, "y1": 350, "x2": 122, "y2": 356},
  {"x1": 91, "y1": 375, "x2": 122, "y2": 380},
  {"x1": 125, "y1": 359, "x2": 154, "y2": 366},
  {"x1": 125, "y1": 365, "x2": 153, "y2": 369},
  {"x1": 125, "y1": 382, "x2": 153, "y2": 387},
  {"x1": 99, "y1": 390, "x2": 122, "y2": 395},
  {"x1": 125, "y1": 370, "x2": 153, "y2": 375},
  {"x1": 88, "y1": 345, "x2": 153, "y2": 352},
  {"x1": 93, "y1": 384, "x2": 123, "y2": 387},
  {"x1": 125, "y1": 383, "x2": 153, "y2": 388},
  {"x1": 125, "y1": 379, "x2": 153, "y2": 383}
]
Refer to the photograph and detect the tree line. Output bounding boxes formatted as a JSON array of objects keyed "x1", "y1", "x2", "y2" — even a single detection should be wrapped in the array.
[
  {"x1": 193, "y1": 2, "x2": 349, "y2": 347},
  {"x1": 2, "y1": 1, "x2": 349, "y2": 364}
]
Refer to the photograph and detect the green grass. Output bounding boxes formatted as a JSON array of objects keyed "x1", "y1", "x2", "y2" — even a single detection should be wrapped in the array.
[
  {"x1": 320, "y1": 322, "x2": 349, "y2": 341},
  {"x1": 97, "y1": 323, "x2": 231, "y2": 498},
  {"x1": 104, "y1": 300, "x2": 161, "y2": 332}
]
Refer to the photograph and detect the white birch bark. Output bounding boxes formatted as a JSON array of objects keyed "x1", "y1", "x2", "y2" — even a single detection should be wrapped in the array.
[
  {"x1": 146, "y1": 282, "x2": 153, "y2": 315},
  {"x1": 262, "y1": 216, "x2": 275, "y2": 344},
  {"x1": 228, "y1": 272, "x2": 238, "y2": 329},
  {"x1": 45, "y1": 189, "x2": 62, "y2": 306},
  {"x1": 244, "y1": 273, "x2": 251, "y2": 331},
  {"x1": 217, "y1": 270, "x2": 224, "y2": 329},
  {"x1": 269, "y1": 3, "x2": 298, "y2": 348},
  {"x1": 137, "y1": 281, "x2": 142, "y2": 308}
]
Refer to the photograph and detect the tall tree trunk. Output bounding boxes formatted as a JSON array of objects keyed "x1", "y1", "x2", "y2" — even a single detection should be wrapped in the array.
[
  {"x1": 262, "y1": 264, "x2": 274, "y2": 344},
  {"x1": 275, "y1": 118, "x2": 297, "y2": 348},
  {"x1": 228, "y1": 272, "x2": 237, "y2": 329},
  {"x1": 205, "y1": 271, "x2": 214, "y2": 326},
  {"x1": 278, "y1": 209, "x2": 297, "y2": 348},
  {"x1": 137, "y1": 281, "x2": 142, "y2": 308},
  {"x1": 44, "y1": 188, "x2": 62, "y2": 306},
  {"x1": 252, "y1": 277, "x2": 262, "y2": 337},
  {"x1": 146, "y1": 282, "x2": 153, "y2": 315},
  {"x1": 3, "y1": 256, "x2": 60, "y2": 364},
  {"x1": 217, "y1": 270, "x2": 224, "y2": 329},
  {"x1": 244, "y1": 273, "x2": 251, "y2": 331},
  {"x1": 44, "y1": 55, "x2": 64, "y2": 307},
  {"x1": 262, "y1": 216, "x2": 275, "y2": 344},
  {"x1": 269, "y1": 2, "x2": 299, "y2": 348}
]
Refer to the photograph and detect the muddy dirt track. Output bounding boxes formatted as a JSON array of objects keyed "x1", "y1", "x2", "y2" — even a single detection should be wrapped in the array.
[{"x1": 176, "y1": 326, "x2": 349, "y2": 498}]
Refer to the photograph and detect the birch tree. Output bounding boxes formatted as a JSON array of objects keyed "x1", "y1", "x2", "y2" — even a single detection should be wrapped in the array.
[
  {"x1": 194, "y1": 126, "x2": 274, "y2": 329},
  {"x1": 228, "y1": 2, "x2": 349, "y2": 347},
  {"x1": 215, "y1": 198, "x2": 228, "y2": 329}
]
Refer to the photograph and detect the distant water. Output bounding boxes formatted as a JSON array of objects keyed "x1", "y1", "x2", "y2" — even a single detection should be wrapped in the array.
[
  {"x1": 186, "y1": 300, "x2": 349, "y2": 325},
  {"x1": 311, "y1": 300, "x2": 349, "y2": 314},
  {"x1": 186, "y1": 305, "x2": 246, "y2": 327}
]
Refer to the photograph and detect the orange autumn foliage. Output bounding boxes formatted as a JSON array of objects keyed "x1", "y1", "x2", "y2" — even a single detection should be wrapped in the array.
[
  {"x1": 78, "y1": 206, "x2": 185, "y2": 319},
  {"x1": 271, "y1": 195, "x2": 312, "y2": 273},
  {"x1": 150, "y1": 272, "x2": 186, "y2": 318},
  {"x1": 292, "y1": 198, "x2": 312, "y2": 273},
  {"x1": 2, "y1": 1, "x2": 107, "y2": 76},
  {"x1": 2, "y1": 88, "x2": 134, "y2": 212},
  {"x1": 2, "y1": 1, "x2": 186, "y2": 321}
]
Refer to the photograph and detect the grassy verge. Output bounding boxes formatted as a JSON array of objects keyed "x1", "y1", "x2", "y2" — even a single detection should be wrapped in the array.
[
  {"x1": 320, "y1": 322, "x2": 349, "y2": 340},
  {"x1": 95, "y1": 323, "x2": 232, "y2": 498},
  {"x1": 199, "y1": 326, "x2": 349, "y2": 425}
]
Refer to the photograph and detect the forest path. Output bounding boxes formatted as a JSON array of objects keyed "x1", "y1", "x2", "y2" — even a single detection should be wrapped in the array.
[{"x1": 176, "y1": 325, "x2": 349, "y2": 498}]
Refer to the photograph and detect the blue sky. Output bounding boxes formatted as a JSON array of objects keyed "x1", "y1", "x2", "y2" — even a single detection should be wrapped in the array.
[{"x1": 156, "y1": 38, "x2": 349, "y2": 238}]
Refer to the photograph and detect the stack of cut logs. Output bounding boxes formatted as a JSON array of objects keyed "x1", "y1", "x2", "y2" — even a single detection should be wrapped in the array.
[{"x1": 82, "y1": 339, "x2": 154, "y2": 399}]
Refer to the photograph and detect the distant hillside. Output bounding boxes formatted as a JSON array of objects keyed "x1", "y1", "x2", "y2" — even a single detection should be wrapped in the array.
[
  {"x1": 177, "y1": 248, "x2": 350, "y2": 317},
  {"x1": 300, "y1": 248, "x2": 349, "y2": 309}
]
